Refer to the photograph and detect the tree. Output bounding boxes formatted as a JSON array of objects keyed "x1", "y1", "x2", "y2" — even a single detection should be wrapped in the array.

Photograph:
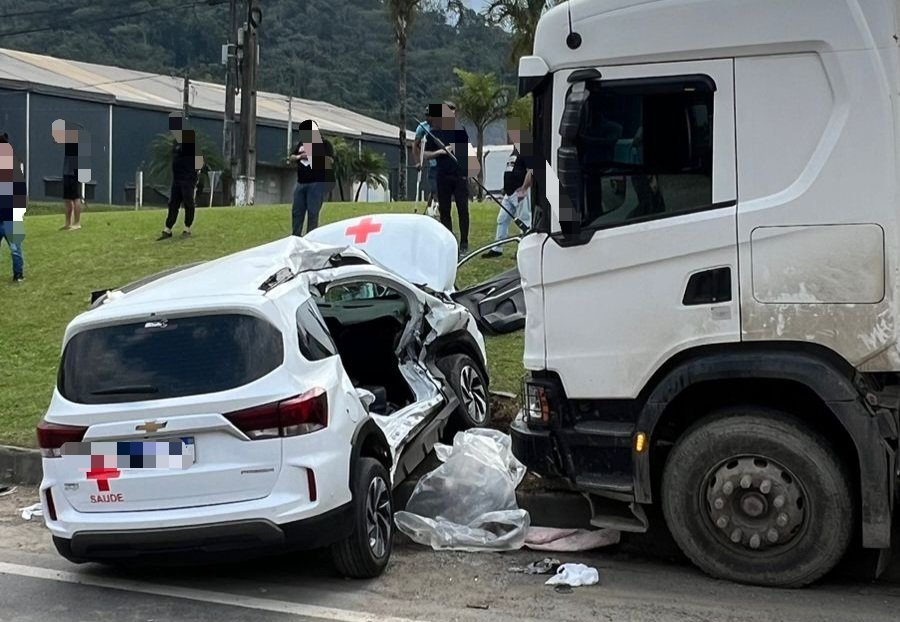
[
  {"x1": 485, "y1": 0, "x2": 567, "y2": 67},
  {"x1": 385, "y1": 0, "x2": 424, "y2": 201},
  {"x1": 329, "y1": 136, "x2": 356, "y2": 201},
  {"x1": 352, "y1": 149, "x2": 389, "y2": 201},
  {"x1": 508, "y1": 94, "x2": 533, "y2": 131},
  {"x1": 146, "y1": 129, "x2": 225, "y2": 189},
  {"x1": 452, "y1": 68, "x2": 511, "y2": 200}
]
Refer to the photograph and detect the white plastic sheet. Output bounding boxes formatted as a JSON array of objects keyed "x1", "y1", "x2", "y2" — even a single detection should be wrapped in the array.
[
  {"x1": 525, "y1": 527, "x2": 621, "y2": 552},
  {"x1": 394, "y1": 429, "x2": 530, "y2": 551}
]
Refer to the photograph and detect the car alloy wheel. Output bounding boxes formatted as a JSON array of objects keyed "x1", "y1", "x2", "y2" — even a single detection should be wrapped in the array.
[
  {"x1": 459, "y1": 364, "x2": 488, "y2": 426},
  {"x1": 366, "y1": 476, "x2": 391, "y2": 559}
]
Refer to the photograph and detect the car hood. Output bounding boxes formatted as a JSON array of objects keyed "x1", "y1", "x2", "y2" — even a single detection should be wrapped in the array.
[{"x1": 305, "y1": 214, "x2": 459, "y2": 293}]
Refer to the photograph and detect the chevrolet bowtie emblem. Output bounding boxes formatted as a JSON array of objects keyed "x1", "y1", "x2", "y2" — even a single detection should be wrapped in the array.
[{"x1": 136, "y1": 420, "x2": 167, "y2": 434}]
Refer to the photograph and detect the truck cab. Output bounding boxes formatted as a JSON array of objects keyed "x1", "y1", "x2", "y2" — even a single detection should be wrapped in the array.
[{"x1": 511, "y1": 0, "x2": 900, "y2": 587}]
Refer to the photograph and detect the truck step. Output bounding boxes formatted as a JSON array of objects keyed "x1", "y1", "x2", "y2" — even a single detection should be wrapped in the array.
[
  {"x1": 575, "y1": 473, "x2": 634, "y2": 495},
  {"x1": 585, "y1": 493, "x2": 649, "y2": 533},
  {"x1": 572, "y1": 421, "x2": 634, "y2": 438}
]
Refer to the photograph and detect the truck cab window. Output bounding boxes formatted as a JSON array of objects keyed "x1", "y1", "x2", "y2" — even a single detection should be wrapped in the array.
[{"x1": 569, "y1": 77, "x2": 714, "y2": 230}]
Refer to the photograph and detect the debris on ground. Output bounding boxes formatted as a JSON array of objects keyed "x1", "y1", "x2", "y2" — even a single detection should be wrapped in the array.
[
  {"x1": 525, "y1": 527, "x2": 621, "y2": 552},
  {"x1": 508, "y1": 557, "x2": 562, "y2": 575},
  {"x1": 394, "y1": 429, "x2": 530, "y2": 551},
  {"x1": 544, "y1": 563, "x2": 600, "y2": 587},
  {"x1": 0, "y1": 486, "x2": 17, "y2": 498},
  {"x1": 466, "y1": 602, "x2": 490, "y2": 610},
  {"x1": 18, "y1": 502, "x2": 43, "y2": 521},
  {"x1": 554, "y1": 585, "x2": 574, "y2": 594}
]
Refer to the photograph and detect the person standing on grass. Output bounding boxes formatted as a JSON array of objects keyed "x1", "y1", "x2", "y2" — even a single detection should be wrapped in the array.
[
  {"x1": 412, "y1": 106, "x2": 438, "y2": 211},
  {"x1": 52, "y1": 119, "x2": 89, "y2": 231},
  {"x1": 158, "y1": 113, "x2": 204, "y2": 241},
  {"x1": 423, "y1": 102, "x2": 480, "y2": 255},
  {"x1": 0, "y1": 134, "x2": 26, "y2": 282},
  {"x1": 484, "y1": 120, "x2": 534, "y2": 258},
  {"x1": 289, "y1": 120, "x2": 334, "y2": 236}
]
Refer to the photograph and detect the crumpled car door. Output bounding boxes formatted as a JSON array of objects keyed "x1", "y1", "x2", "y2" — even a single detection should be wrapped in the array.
[{"x1": 453, "y1": 239, "x2": 526, "y2": 335}]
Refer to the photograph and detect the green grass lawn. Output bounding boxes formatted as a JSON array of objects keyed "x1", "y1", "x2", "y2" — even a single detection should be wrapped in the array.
[{"x1": 0, "y1": 200, "x2": 524, "y2": 447}]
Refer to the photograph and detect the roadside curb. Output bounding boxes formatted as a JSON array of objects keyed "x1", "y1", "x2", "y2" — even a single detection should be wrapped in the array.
[{"x1": 0, "y1": 445, "x2": 42, "y2": 486}]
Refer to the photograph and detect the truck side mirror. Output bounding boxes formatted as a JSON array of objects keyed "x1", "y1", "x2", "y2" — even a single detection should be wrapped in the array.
[{"x1": 557, "y1": 82, "x2": 590, "y2": 234}]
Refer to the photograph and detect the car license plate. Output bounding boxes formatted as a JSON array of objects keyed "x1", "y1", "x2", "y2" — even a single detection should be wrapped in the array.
[{"x1": 61, "y1": 438, "x2": 196, "y2": 470}]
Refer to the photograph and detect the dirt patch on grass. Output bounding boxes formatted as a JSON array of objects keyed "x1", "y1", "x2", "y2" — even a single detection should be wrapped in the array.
[{"x1": 489, "y1": 393, "x2": 519, "y2": 433}]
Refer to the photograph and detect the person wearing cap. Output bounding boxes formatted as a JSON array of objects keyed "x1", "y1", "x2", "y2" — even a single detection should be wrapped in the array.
[
  {"x1": 422, "y1": 101, "x2": 480, "y2": 255},
  {"x1": 157, "y1": 112, "x2": 204, "y2": 240},
  {"x1": 289, "y1": 119, "x2": 334, "y2": 236},
  {"x1": 412, "y1": 106, "x2": 438, "y2": 210}
]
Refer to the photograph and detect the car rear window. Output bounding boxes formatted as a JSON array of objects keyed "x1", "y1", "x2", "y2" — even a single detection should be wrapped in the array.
[{"x1": 59, "y1": 314, "x2": 284, "y2": 404}]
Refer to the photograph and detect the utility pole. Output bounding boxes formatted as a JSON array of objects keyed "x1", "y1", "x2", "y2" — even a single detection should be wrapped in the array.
[
  {"x1": 237, "y1": 0, "x2": 260, "y2": 206},
  {"x1": 222, "y1": 0, "x2": 238, "y2": 205},
  {"x1": 287, "y1": 94, "x2": 293, "y2": 155},
  {"x1": 182, "y1": 74, "x2": 190, "y2": 120}
]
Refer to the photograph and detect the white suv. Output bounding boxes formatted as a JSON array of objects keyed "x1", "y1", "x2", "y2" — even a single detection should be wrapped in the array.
[{"x1": 37, "y1": 214, "x2": 490, "y2": 578}]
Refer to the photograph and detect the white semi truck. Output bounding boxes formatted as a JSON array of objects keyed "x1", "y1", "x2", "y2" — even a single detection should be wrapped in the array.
[{"x1": 510, "y1": 0, "x2": 900, "y2": 587}]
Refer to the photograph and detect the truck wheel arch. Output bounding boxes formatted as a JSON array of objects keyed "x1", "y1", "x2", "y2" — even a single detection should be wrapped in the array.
[{"x1": 635, "y1": 342, "x2": 893, "y2": 549}]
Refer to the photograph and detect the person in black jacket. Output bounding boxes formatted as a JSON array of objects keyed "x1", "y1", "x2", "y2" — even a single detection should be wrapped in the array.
[
  {"x1": 289, "y1": 119, "x2": 334, "y2": 236},
  {"x1": 158, "y1": 113, "x2": 204, "y2": 240}
]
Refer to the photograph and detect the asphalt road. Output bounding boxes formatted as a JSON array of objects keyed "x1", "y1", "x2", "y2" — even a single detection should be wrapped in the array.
[{"x1": 2, "y1": 487, "x2": 899, "y2": 622}]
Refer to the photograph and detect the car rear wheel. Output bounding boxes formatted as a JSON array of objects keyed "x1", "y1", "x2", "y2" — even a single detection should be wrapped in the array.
[
  {"x1": 438, "y1": 353, "x2": 490, "y2": 429},
  {"x1": 331, "y1": 458, "x2": 393, "y2": 578},
  {"x1": 661, "y1": 407, "x2": 854, "y2": 587}
]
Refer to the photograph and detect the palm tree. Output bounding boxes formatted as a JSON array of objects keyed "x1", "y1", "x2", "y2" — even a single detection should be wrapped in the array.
[
  {"x1": 509, "y1": 94, "x2": 533, "y2": 131},
  {"x1": 485, "y1": 0, "x2": 567, "y2": 66},
  {"x1": 329, "y1": 136, "x2": 356, "y2": 202},
  {"x1": 385, "y1": 0, "x2": 424, "y2": 201},
  {"x1": 352, "y1": 149, "x2": 389, "y2": 202},
  {"x1": 452, "y1": 68, "x2": 512, "y2": 200}
]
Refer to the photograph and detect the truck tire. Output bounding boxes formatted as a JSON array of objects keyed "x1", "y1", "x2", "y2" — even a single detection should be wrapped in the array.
[
  {"x1": 438, "y1": 353, "x2": 490, "y2": 429},
  {"x1": 661, "y1": 407, "x2": 854, "y2": 588},
  {"x1": 330, "y1": 458, "x2": 393, "y2": 578}
]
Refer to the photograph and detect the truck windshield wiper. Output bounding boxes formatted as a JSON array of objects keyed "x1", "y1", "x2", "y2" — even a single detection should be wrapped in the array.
[{"x1": 90, "y1": 385, "x2": 160, "y2": 396}]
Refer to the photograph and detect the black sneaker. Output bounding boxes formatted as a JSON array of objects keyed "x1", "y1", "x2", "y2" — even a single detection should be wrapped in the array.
[
  {"x1": 156, "y1": 231, "x2": 173, "y2": 241},
  {"x1": 181, "y1": 230, "x2": 192, "y2": 238},
  {"x1": 12, "y1": 275, "x2": 23, "y2": 283},
  {"x1": 459, "y1": 244, "x2": 469, "y2": 256},
  {"x1": 482, "y1": 249, "x2": 503, "y2": 259}
]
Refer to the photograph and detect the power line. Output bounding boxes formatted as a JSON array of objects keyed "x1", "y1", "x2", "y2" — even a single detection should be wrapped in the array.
[{"x1": 0, "y1": 0, "x2": 214, "y2": 38}]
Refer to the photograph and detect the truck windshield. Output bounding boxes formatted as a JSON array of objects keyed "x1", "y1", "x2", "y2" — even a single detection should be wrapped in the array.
[
  {"x1": 569, "y1": 77, "x2": 714, "y2": 230},
  {"x1": 59, "y1": 313, "x2": 284, "y2": 404}
]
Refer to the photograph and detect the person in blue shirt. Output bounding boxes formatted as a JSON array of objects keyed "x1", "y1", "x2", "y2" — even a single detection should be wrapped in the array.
[
  {"x1": 412, "y1": 107, "x2": 438, "y2": 209},
  {"x1": 0, "y1": 133, "x2": 25, "y2": 282}
]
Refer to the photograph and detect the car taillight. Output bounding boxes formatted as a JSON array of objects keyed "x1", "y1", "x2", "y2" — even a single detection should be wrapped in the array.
[
  {"x1": 225, "y1": 388, "x2": 328, "y2": 440},
  {"x1": 36, "y1": 420, "x2": 88, "y2": 458}
]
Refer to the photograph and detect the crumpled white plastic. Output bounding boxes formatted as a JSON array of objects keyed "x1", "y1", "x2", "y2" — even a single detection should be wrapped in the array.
[
  {"x1": 18, "y1": 502, "x2": 43, "y2": 521},
  {"x1": 394, "y1": 429, "x2": 530, "y2": 551},
  {"x1": 545, "y1": 563, "x2": 600, "y2": 587}
]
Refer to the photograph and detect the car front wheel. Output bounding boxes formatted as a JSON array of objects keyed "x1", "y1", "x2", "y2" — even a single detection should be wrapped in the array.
[
  {"x1": 331, "y1": 458, "x2": 393, "y2": 578},
  {"x1": 438, "y1": 353, "x2": 490, "y2": 429}
]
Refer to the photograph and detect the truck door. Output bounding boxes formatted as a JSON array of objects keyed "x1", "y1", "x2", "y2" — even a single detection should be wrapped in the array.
[{"x1": 542, "y1": 59, "x2": 738, "y2": 399}]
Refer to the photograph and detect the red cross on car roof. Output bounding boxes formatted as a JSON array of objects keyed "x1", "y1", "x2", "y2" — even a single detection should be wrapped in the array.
[{"x1": 345, "y1": 217, "x2": 382, "y2": 244}]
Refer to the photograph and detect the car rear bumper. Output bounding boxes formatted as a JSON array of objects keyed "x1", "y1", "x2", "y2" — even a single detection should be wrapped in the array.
[{"x1": 54, "y1": 502, "x2": 353, "y2": 564}]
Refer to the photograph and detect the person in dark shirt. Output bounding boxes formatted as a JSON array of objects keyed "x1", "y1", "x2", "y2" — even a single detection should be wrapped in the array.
[
  {"x1": 52, "y1": 119, "x2": 89, "y2": 231},
  {"x1": 484, "y1": 120, "x2": 534, "y2": 258},
  {"x1": 289, "y1": 119, "x2": 334, "y2": 236},
  {"x1": 423, "y1": 102, "x2": 480, "y2": 255},
  {"x1": 158, "y1": 113, "x2": 204, "y2": 240},
  {"x1": 0, "y1": 133, "x2": 25, "y2": 282}
]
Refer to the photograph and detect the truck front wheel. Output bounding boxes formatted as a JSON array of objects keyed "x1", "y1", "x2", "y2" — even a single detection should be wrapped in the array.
[{"x1": 661, "y1": 407, "x2": 854, "y2": 588}]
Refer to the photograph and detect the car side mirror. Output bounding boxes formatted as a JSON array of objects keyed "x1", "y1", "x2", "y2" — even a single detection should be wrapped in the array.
[{"x1": 355, "y1": 388, "x2": 376, "y2": 412}]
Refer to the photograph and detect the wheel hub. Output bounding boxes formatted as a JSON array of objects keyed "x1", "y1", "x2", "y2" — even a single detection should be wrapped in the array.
[
  {"x1": 365, "y1": 476, "x2": 391, "y2": 559},
  {"x1": 705, "y1": 456, "x2": 805, "y2": 552},
  {"x1": 459, "y1": 365, "x2": 488, "y2": 425}
]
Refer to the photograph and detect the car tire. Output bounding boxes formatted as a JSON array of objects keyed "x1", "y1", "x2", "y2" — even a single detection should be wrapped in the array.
[
  {"x1": 661, "y1": 407, "x2": 854, "y2": 588},
  {"x1": 330, "y1": 458, "x2": 393, "y2": 579},
  {"x1": 438, "y1": 353, "x2": 491, "y2": 430}
]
